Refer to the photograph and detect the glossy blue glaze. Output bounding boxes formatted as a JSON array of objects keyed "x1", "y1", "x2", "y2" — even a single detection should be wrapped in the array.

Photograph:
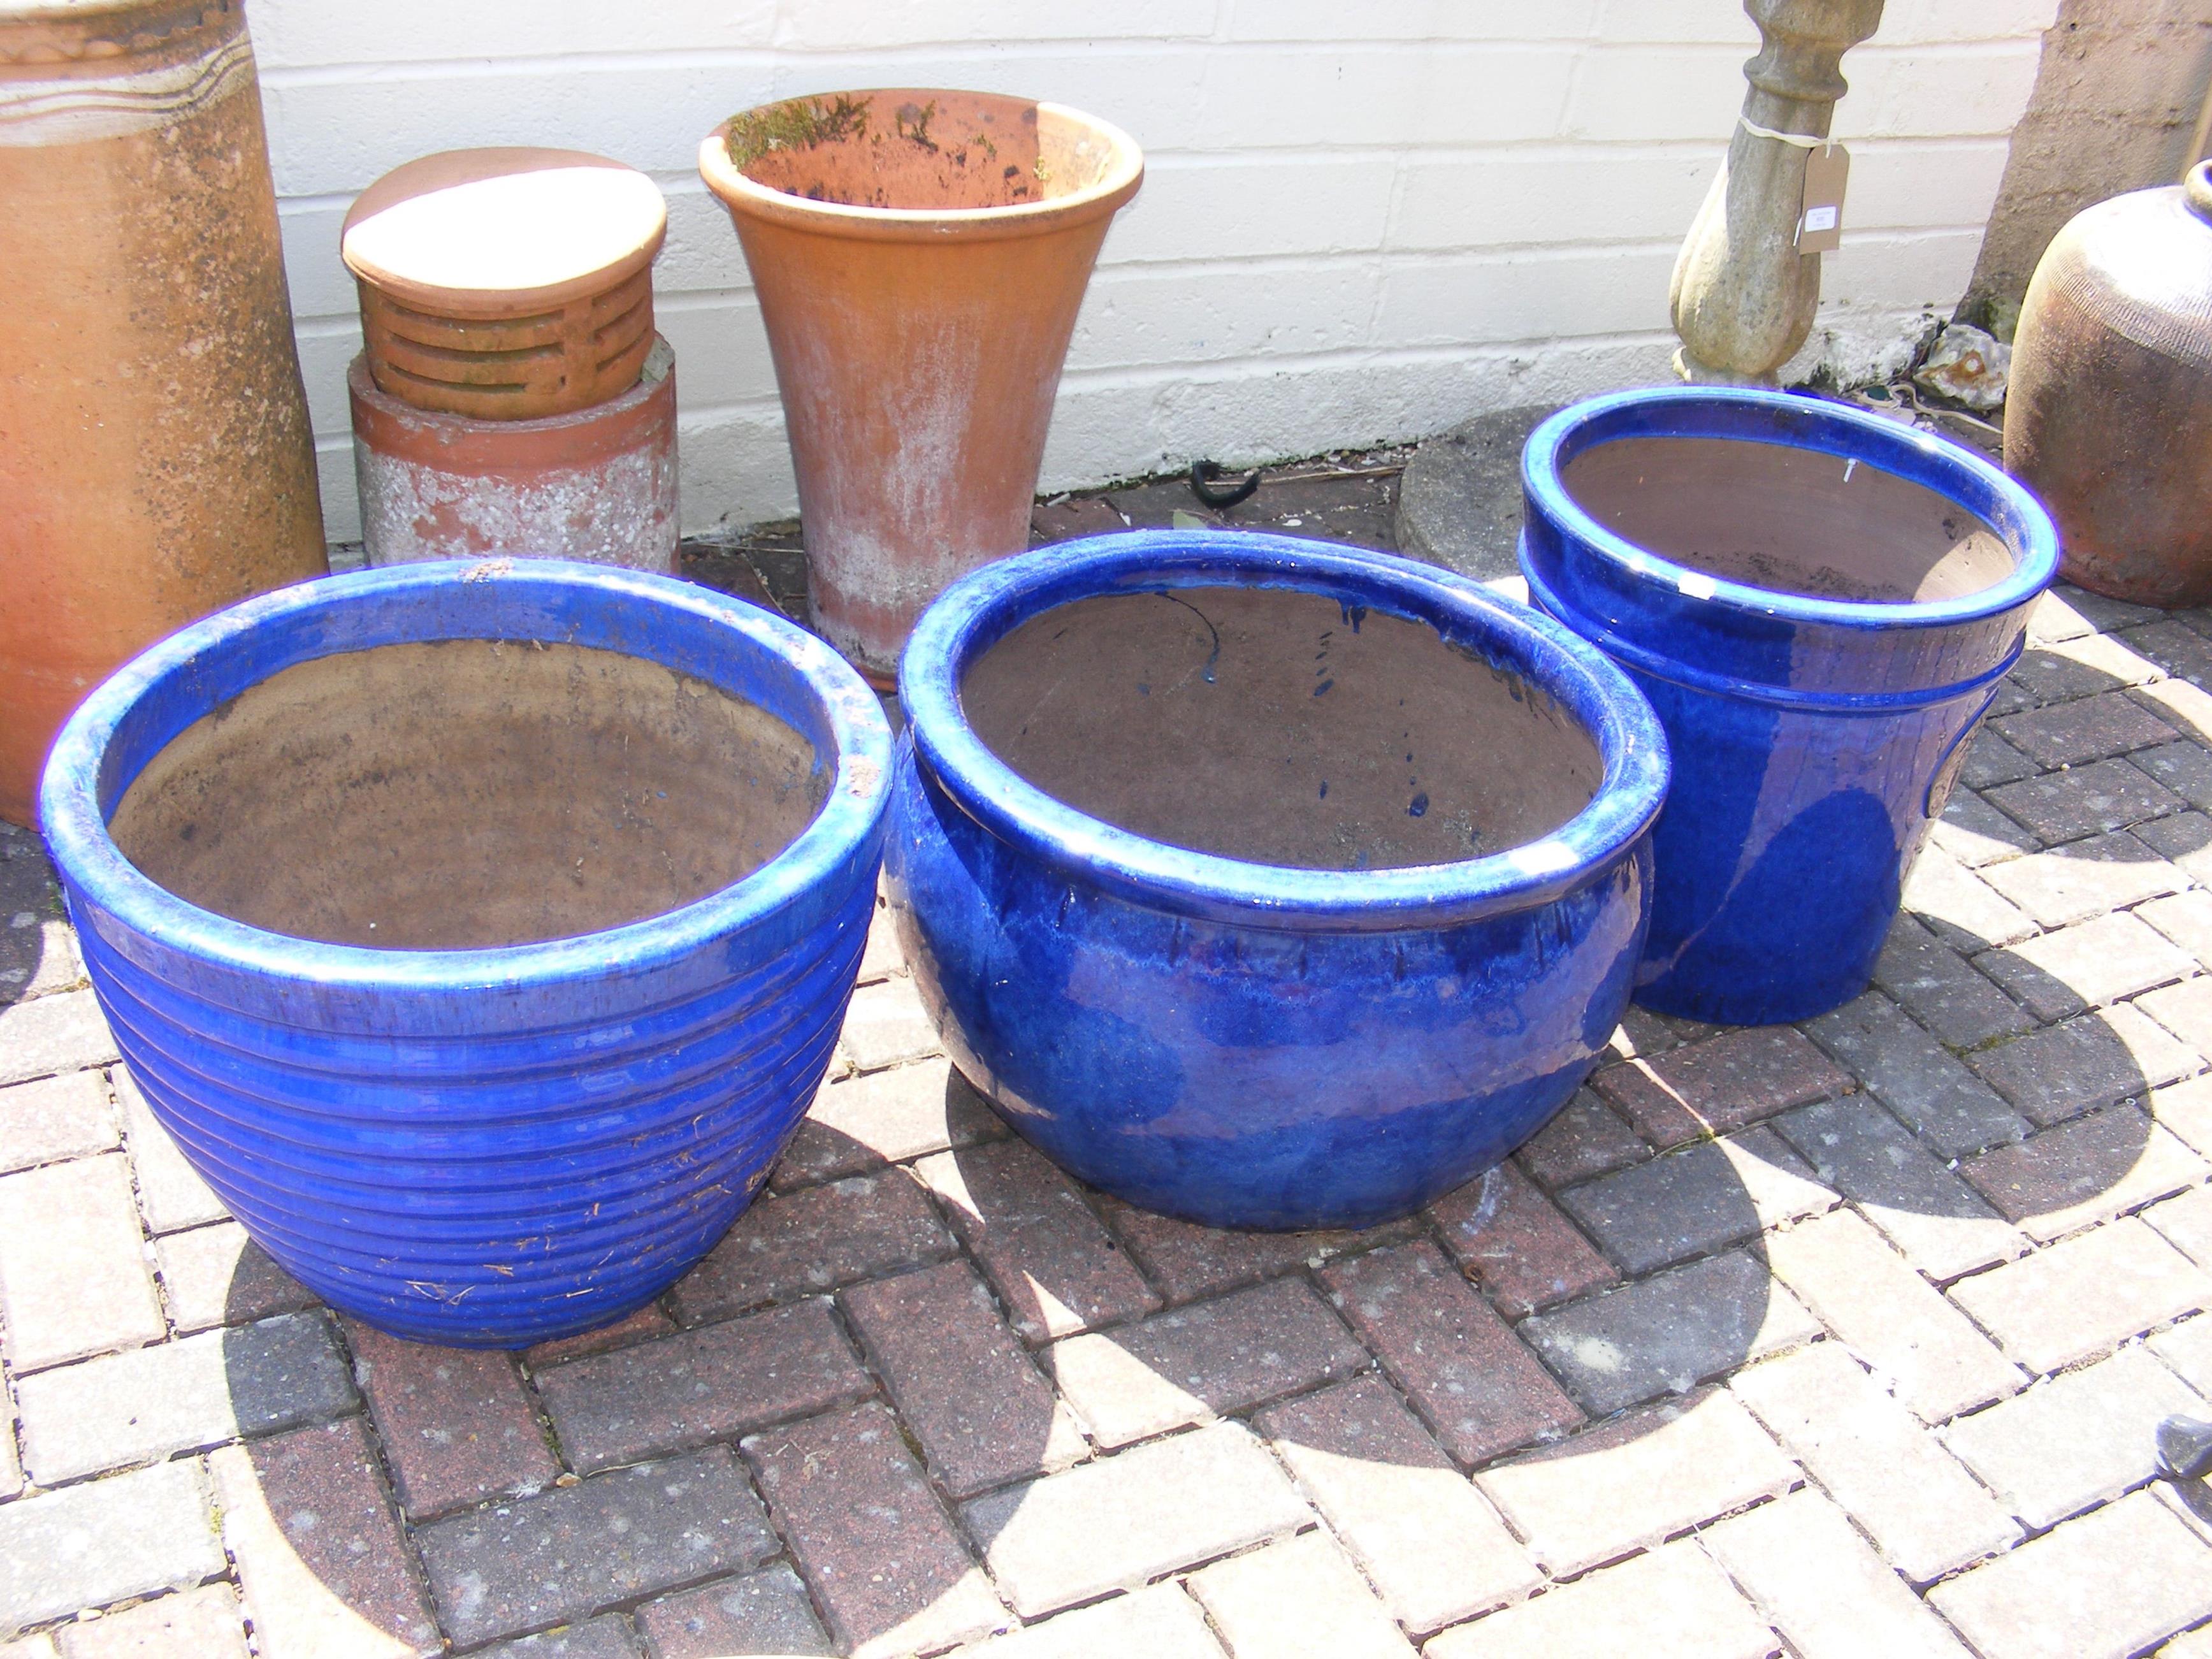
[
  {"x1": 1521, "y1": 386, "x2": 2060, "y2": 1025},
  {"x1": 888, "y1": 531, "x2": 1670, "y2": 1230},
  {"x1": 39, "y1": 559, "x2": 891, "y2": 1347}
]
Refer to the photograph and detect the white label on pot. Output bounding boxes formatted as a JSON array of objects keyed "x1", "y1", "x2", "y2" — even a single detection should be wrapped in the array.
[{"x1": 1677, "y1": 571, "x2": 1719, "y2": 600}]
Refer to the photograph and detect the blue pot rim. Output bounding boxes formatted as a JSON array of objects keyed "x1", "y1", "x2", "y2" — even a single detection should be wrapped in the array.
[
  {"x1": 38, "y1": 558, "x2": 894, "y2": 994},
  {"x1": 897, "y1": 530, "x2": 1671, "y2": 931},
  {"x1": 1523, "y1": 384, "x2": 2062, "y2": 630}
]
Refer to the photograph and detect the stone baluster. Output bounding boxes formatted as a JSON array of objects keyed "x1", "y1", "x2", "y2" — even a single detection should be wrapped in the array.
[{"x1": 1670, "y1": 0, "x2": 1886, "y2": 384}]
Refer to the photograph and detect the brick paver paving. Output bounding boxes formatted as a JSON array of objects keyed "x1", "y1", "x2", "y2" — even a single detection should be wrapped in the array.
[{"x1": 9, "y1": 581, "x2": 2212, "y2": 1655}]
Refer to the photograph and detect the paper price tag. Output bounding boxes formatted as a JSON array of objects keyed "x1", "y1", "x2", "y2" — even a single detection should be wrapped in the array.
[{"x1": 1797, "y1": 143, "x2": 1849, "y2": 253}]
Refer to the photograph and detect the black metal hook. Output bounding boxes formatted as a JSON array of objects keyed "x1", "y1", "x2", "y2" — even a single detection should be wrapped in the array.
[{"x1": 1189, "y1": 458, "x2": 1261, "y2": 509}]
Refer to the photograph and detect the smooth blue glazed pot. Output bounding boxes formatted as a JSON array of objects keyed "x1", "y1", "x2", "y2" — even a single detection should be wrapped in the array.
[
  {"x1": 888, "y1": 530, "x2": 1670, "y2": 1230},
  {"x1": 1521, "y1": 386, "x2": 2060, "y2": 1026},
  {"x1": 40, "y1": 558, "x2": 890, "y2": 1347}
]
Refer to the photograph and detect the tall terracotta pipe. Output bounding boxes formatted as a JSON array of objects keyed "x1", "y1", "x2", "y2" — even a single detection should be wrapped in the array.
[
  {"x1": 700, "y1": 89, "x2": 1141, "y2": 685},
  {"x1": 0, "y1": 0, "x2": 326, "y2": 827}
]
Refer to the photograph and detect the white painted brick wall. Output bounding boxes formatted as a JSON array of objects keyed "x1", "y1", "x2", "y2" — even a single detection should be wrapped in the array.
[{"x1": 255, "y1": 0, "x2": 2057, "y2": 542}]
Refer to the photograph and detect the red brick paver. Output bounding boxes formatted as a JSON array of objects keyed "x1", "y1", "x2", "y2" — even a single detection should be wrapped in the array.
[{"x1": 11, "y1": 574, "x2": 2212, "y2": 1656}]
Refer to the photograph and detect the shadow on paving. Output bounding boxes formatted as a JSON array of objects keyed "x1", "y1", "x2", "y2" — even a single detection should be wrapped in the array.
[
  {"x1": 179, "y1": 592, "x2": 2212, "y2": 1655},
  {"x1": 189, "y1": 944, "x2": 2179, "y2": 1656}
]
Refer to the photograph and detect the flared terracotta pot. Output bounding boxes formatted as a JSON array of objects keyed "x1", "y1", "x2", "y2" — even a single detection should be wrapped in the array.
[
  {"x1": 700, "y1": 89, "x2": 1142, "y2": 683},
  {"x1": 0, "y1": 0, "x2": 326, "y2": 827}
]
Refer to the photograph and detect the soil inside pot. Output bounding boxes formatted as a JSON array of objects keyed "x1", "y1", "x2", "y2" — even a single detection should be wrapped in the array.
[
  {"x1": 1562, "y1": 435, "x2": 2013, "y2": 602},
  {"x1": 728, "y1": 91, "x2": 1113, "y2": 211},
  {"x1": 961, "y1": 586, "x2": 1601, "y2": 871},
  {"x1": 110, "y1": 640, "x2": 826, "y2": 950}
]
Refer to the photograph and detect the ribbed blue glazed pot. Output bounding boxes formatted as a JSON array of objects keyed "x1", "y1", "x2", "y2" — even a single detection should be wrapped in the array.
[
  {"x1": 39, "y1": 558, "x2": 892, "y2": 1347},
  {"x1": 1521, "y1": 386, "x2": 2060, "y2": 1026},
  {"x1": 888, "y1": 530, "x2": 1670, "y2": 1230}
]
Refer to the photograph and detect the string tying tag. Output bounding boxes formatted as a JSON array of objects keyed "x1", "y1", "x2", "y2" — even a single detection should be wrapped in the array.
[{"x1": 1739, "y1": 114, "x2": 1833, "y2": 148}]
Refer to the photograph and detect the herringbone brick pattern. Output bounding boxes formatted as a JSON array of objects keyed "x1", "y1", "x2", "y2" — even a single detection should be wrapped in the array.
[{"x1": 6, "y1": 579, "x2": 2212, "y2": 1657}]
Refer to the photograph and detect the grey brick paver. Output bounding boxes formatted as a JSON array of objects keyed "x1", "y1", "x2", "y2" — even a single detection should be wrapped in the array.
[
  {"x1": 537, "y1": 1296, "x2": 871, "y2": 1475},
  {"x1": 637, "y1": 1563, "x2": 831, "y2": 1658},
  {"x1": 1589, "y1": 1026, "x2": 1851, "y2": 1149},
  {"x1": 915, "y1": 1138, "x2": 1159, "y2": 1342},
  {"x1": 1961, "y1": 1107, "x2": 2206, "y2": 1240},
  {"x1": 1774, "y1": 1097, "x2": 2027, "y2": 1280},
  {"x1": 154, "y1": 1221, "x2": 317, "y2": 1333},
  {"x1": 835, "y1": 976, "x2": 943, "y2": 1073},
  {"x1": 2156, "y1": 1075, "x2": 2212, "y2": 1161},
  {"x1": 0, "y1": 1152, "x2": 163, "y2": 1372},
  {"x1": 0, "y1": 1459, "x2": 223, "y2": 1635},
  {"x1": 1187, "y1": 1532, "x2": 1415, "y2": 1659},
  {"x1": 1763, "y1": 1209, "x2": 2023, "y2": 1422},
  {"x1": 1977, "y1": 910, "x2": 2196, "y2": 1020},
  {"x1": 0, "y1": 988, "x2": 117, "y2": 1087},
  {"x1": 771, "y1": 1057, "x2": 1003, "y2": 1193},
  {"x1": 0, "y1": 1069, "x2": 114, "y2": 1173},
  {"x1": 417, "y1": 1447, "x2": 776, "y2": 1649},
  {"x1": 1968, "y1": 1004, "x2": 2199, "y2": 1126},
  {"x1": 1703, "y1": 1489, "x2": 1971, "y2": 1659},
  {"x1": 1948, "y1": 1216, "x2": 2212, "y2": 1373},
  {"x1": 1962, "y1": 727, "x2": 2039, "y2": 788},
  {"x1": 2139, "y1": 811, "x2": 2212, "y2": 883},
  {"x1": 1512, "y1": 1090, "x2": 1649, "y2": 1190},
  {"x1": 2148, "y1": 1186, "x2": 2212, "y2": 1269},
  {"x1": 1977, "y1": 830, "x2": 2186, "y2": 927},
  {"x1": 1902, "y1": 843, "x2": 2037, "y2": 950},
  {"x1": 962, "y1": 1423, "x2": 1310, "y2": 1620},
  {"x1": 1986, "y1": 755, "x2": 2183, "y2": 842},
  {"x1": 1093, "y1": 1194, "x2": 1403, "y2": 1306},
  {"x1": 964, "y1": 1586, "x2": 1225, "y2": 1658},
  {"x1": 477, "y1": 1618, "x2": 642, "y2": 1659},
  {"x1": 1995, "y1": 690, "x2": 2178, "y2": 767},
  {"x1": 54, "y1": 1583, "x2": 250, "y2": 1659},
  {"x1": 1944, "y1": 1345, "x2": 2206, "y2": 1530},
  {"x1": 1730, "y1": 1341, "x2": 2020, "y2": 1583},
  {"x1": 1930, "y1": 1489, "x2": 2212, "y2": 1659},
  {"x1": 1804, "y1": 994, "x2": 2028, "y2": 1157},
  {"x1": 113, "y1": 1072, "x2": 226, "y2": 1233},
  {"x1": 841, "y1": 1257, "x2": 1087, "y2": 1498},
  {"x1": 1474, "y1": 1387, "x2": 1795, "y2": 1577},
  {"x1": 18, "y1": 1312, "x2": 357, "y2": 1484},
  {"x1": 1258, "y1": 1375, "x2": 1540, "y2": 1634},
  {"x1": 351, "y1": 1320, "x2": 563, "y2": 1517},
  {"x1": 1517, "y1": 1247, "x2": 1819, "y2": 1417},
  {"x1": 669, "y1": 1168, "x2": 955, "y2": 1324},
  {"x1": 1932, "y1": 790, "x2": 2040, "y2": 866},
  {"x1": 1558, "y1": 1127, "x2": 1832, "y2": 1275},
  {"x1": 745, "y1": 1400, "x2": 1004, "y2": 1658},
  {"x1": 2138, "y1": 745, "x2": 2212, "y2": 816},
  {"x1": 1428, "y1": 1159, "x2": 1619, "y2": 1317},
  {"x1": 1423, "y1": 1538, "x2": 1777, "y2": 1659},
  {"x1": 2141, "y1": 892, "x2": 2212, "y2": 971},
  {"x1": 213, "y1": 1415, "x2": 442, "y2": 1659},
  {"x1": 1873, "y1": 916, "x2": 2035, "y2": 1048},
  {"x1": 2011, "y1": 631, "x2": 2163, "y2": 699},
  {"x1": 1043, "y1": 1275, "x2": 1366, "y2": 1449},
  {"x1": 1320, "y1": 1240, "x2": 1579, "y2": 1465},
  {"x1": 2142, "y1": 977, "x2": 2212, "y2": 1052}
]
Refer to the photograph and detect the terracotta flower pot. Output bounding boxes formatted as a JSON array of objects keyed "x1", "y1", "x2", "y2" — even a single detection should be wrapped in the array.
[
  {"x1": 0, "y1": 0, "x2": 326, "y2": 827},
  {"x1": 2006, "y1": 161, "x2": 2212, "y2": 607},
  {"x1": 700, "y1": 89, "x2": 1142, "y2": 683}
]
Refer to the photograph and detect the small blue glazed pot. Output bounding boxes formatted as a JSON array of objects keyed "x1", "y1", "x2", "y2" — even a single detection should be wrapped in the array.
[
  {"x1": 1521, "y1": 386, "x2": 2060, "y2": 1025},
  {"x1": 40, "y1": 558, "x2": 891, "y2": 1347},
  {"x1": 888, "y1": 530, "x2": 1670, "y2": 1230}
]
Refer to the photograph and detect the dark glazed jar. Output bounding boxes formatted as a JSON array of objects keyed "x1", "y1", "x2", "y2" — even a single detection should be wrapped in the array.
[{"x1": 2007, "y1": 161, "x2": 2212, "y2": 607}]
